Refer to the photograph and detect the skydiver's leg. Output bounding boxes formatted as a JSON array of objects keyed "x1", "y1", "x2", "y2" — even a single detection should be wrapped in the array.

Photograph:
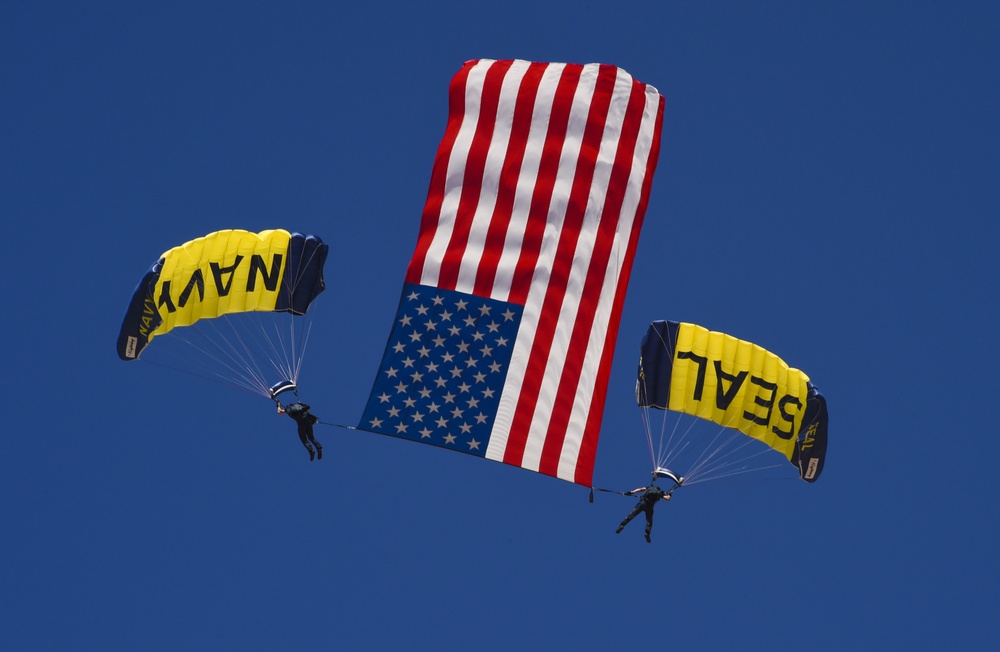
[
  {"x1": 298, "y1": 424, "x2": 316, "y2": 461},
  {"x1": 643, "y1": 506, "x2": 654, "y2": 543},
  {"x1": 617, "y1": 503, "x2": 644, "y2": 533},
  {"x1": 309, "y1": 427, "x2": 323, "y2": 460}
]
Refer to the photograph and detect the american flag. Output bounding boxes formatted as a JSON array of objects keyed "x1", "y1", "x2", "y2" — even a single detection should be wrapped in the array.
[{"x1": 359, "y1": 59, "x2": 664, "y2": 486}]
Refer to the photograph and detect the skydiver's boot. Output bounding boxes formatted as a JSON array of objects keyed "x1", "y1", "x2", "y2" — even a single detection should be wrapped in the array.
[
  {"x1": 615, "y1": 524, "x2": 624, "y2": 534},
  {"x1": 645, "y1": 531, "x2": 652, "y2": 543},
  {"x1": 307, "y1": 447, "x2": 315, "y2": 461},
  {"x1": 316, "y1": 444, "x2": 323, "y2": 460}
]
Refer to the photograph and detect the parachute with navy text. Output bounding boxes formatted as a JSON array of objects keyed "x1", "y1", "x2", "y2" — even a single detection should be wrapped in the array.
[{"x1": 117, "y1": 229, "x2": 328, "y2": 400}]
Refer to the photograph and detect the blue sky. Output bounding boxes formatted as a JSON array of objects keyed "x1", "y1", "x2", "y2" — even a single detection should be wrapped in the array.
[{"x1": 3, "y1": 1, "x2": 997, "y2": 649}]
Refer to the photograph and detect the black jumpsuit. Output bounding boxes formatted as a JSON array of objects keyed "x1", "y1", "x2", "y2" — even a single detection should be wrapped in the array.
[
  {"x1": 617, "y1": 485, "x2": 666, "y2": 542},
  {"x1": 284, "y1": 402, "x2": 322, "y2": 460}
]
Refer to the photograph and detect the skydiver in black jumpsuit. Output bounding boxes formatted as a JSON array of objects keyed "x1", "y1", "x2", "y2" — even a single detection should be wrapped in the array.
[
  {"x1": 277, "y1": 402, "x2": 323, "y2": 461},
  {"x1": 616, "y1": 485, "x2": 671, "y2": 542}
]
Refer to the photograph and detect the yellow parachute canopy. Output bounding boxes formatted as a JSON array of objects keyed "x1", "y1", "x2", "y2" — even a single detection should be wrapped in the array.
[
  {"x1": 668, "y1": 322, "x2": 809, "y2": 460},
  {"x1": 637, "y1": 320, "x2": 827, "y2": 482},
  {"x1": 153, "y1": 229, "x2": 291, "y2": 340},
  {"x1": 118, "y1": 229, "x2": 327, "y2": 361}
]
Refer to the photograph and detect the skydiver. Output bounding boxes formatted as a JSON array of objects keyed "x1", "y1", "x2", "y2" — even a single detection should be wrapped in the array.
[
  {"x1": 277, "y1": 402, "x2": 323, "y2": 461},
  {"x1": 615, "y1": 484, "x2": 671, "y2": 542}
]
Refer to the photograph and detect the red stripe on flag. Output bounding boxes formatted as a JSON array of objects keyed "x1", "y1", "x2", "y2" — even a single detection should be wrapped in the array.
[
  {"x1": 575, "y1": 89, "x2": 665, "y2": 485},
  {"x1": 503, "y1": 65, "x2": 618, "y2": 468},
  {"x1": 473, "y1": 62, "x2": 547, "y2": 297},
  {"x1": 505, "y1": 64, "x2": 583, "y2": 305},
  {"x1": 406, "y1": 61, "x2": 476, "y2": 285},
  {"x1": 536, "y1": 75, "x2": 650, "y2": 480},
  {"x1": 436, "y1": 60, "x2": 513, "y2": 291}
]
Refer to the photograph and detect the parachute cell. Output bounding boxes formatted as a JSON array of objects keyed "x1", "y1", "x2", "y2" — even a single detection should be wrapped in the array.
[{"x1": 637, "y1": 321, "x2": 828, "y2": 483}]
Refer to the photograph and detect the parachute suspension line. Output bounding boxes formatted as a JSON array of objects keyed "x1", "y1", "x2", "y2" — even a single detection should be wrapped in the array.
[
  {"x1": 639, "y1": 395, "x2": 657, "y2": 471},
  {"x1": 659, "y1": 411, "x2": 695, "y2": 471},
  {"x1": 159, "y1": 312, "x2": 308, "y2": 401},
  {"x1": 638, "y1": 364, "x2": 685, "y2": 477},
  {"x1": 141, "y1": 354, "x2": 266, "y2": 397},
  {"x1": 253, "y1": 313, "x2": 298, "y2": 387},
  {"x1": 702, "y1": 416, "x2": 786, "y2": 480},
  {"x1": 257, "y1": 311, "x2": 315, "y2": 400},
  {"x1": 672, "y1": 414, "x2": 744, "y2": 484},
  {"x1": 288, "y1": 314, "x2": 314, "y2": 387},
  {"x1": 682, "y1": 424, "x2": 744, "y2": 484},
  {"x1": 643, "y1": 321, "x2": 688, "y2": 477},
  {"x1": 683, "y1": 461, "x2": 788, "y2": 487},
  {"x1": 293, "y1": 320, "x2": 313, "y2": 386},
  {"x1": 215, "y1": 314, "x2": 279, "y2": 396},
  {"x1": 649, "y1": 408, "x2": 695, "y2": 480},
  {"x1": 282, "y1": 314, "x2": 300, "y2": 383},
  {"x1": 162, "y1": 323, "x2": 272, "y2": 398},
  {"x1": 272, "y1": 238, "x2": 322, "y2": 389},
  {"x1": 290, "y1": 241, "x2": 324, "y2": 296},
  {"x1": 241, "y1": 310, "x2": 314, "y2": 393},
  {"x1": 160, "y1": 310, "x2": 316, "y2": 401},
  {"x1": 201, "y1": 315, "x2": 274, "y2": 397},
  {"x1": 275, "y1": 309, "x2": 313, "y2": 387},
  {"x1": 670, "y1": 415, "x2": 785, "y2": 486},
  {"x1": 152, "y1": 250, "x2": 265, "y2": 389}
]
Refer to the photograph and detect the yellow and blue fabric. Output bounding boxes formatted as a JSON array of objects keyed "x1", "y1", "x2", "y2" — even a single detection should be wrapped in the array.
[
  {"x1": 637, "y1": 320, "x2": 828, "y2": 482},
  {"x1": 117, "y1": 229, "x2": 327, "y2": 361}
]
